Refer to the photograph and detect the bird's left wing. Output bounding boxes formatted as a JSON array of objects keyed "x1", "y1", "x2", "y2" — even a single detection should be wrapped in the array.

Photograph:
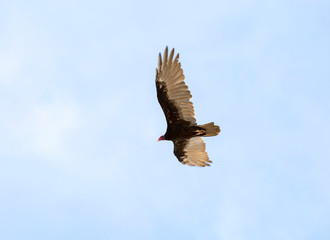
[
  {"x1": 173, "y1": 137, "x2": 212, "y2": 167},
  {"x1": 155, "y1": 47, "x2": 196, "y2": 126}
]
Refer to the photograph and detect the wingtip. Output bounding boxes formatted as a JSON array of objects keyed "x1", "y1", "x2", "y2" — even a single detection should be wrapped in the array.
[
  {"x1": 163, "y1": 46, "x2": 168, "y2": 64},
  {"x1": 158, "y1": 53, "x2": 162, "y2": 71},
  {"x1": 168, "y1": 48, "x2": 175, "y2": 63},
  {"x1": 174, "y1": 53, "x2": 180, "y2": 63},
  {"x1": 160, "y1": 46, "x2": 177, "y2": 65}
]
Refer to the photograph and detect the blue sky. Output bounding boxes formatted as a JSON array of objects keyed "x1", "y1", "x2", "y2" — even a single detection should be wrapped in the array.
[{"x1": 1, "y1": 0, "x2": 330, "y2": 239}]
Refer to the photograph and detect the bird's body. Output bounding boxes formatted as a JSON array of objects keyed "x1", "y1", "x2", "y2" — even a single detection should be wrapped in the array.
[
  {"x1": 164, "y1": 124, "x2": 204, "y2": 140},
  {"x1": 156, "y1": 47, "x2": 220, "y2": 167}
]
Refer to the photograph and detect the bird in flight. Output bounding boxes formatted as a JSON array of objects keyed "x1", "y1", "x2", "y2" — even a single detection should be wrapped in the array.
[{"x1": 156, "y1": 47, "x2": 220, "y2": 167}]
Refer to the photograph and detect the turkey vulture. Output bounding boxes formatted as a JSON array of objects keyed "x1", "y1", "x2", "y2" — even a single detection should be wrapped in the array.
[{"x1": 156, "y1": 47, "x2": 220, "y2": 167}]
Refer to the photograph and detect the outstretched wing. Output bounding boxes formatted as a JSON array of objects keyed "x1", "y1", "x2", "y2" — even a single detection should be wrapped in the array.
[
  {"x1": 156, "y1": 46, "x2": 196, "y2": 126},
  {"x1": 173, "y1": 137, "x2": 212, "y2": 167}
]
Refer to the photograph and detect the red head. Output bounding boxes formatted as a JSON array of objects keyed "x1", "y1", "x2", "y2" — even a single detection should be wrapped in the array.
[{"x1": 158, "y1": 135, "x2": 165, "y2": 141}]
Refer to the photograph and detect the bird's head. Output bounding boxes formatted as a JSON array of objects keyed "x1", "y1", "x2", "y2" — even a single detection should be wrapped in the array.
[{"x1": 158, "y1": 135, "x2": 165, "y2": 141}]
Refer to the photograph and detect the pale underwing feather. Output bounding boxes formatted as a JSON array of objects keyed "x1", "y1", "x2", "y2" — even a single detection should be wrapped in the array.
[
  {"x1": 156, "y1": 47, "x2": 196, "y2": 125},
  {"x1": 179, "y1": 137, "x2": 211, "y2": 167}
]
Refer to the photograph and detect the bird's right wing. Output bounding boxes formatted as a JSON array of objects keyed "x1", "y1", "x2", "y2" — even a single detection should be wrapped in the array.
[
  {"x1": 173, "y1": 137, "x2": 212, "y2": 167},
  {"x1": 155, "y1": 47, "x2": 196, "y2": 126}
]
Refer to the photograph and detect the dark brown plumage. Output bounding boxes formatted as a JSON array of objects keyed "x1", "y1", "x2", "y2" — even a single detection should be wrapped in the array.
[{"x1": 156, "y1": 46, "x2": 220, "y2": 167}]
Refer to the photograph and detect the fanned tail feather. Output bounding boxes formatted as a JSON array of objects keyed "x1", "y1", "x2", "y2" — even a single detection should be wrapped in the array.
[{"x1": 199, "y1": 122, "x2": 220, "y2": 137}]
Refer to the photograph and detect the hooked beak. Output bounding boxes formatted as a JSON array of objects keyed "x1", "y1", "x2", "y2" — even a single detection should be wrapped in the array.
[{"x1": 158, "y1": 136, "x2": 165, "y2": 141}]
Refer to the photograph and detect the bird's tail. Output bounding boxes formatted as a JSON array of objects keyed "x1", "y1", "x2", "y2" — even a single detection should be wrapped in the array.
[{"x1": 199, "y1": 122, "x2": 220, "y2": 137}]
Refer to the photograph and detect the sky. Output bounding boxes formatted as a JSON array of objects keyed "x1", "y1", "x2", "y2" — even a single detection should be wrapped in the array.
[{"x1": 0, "y1": 0, "x2": 330, "y2": 239}]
